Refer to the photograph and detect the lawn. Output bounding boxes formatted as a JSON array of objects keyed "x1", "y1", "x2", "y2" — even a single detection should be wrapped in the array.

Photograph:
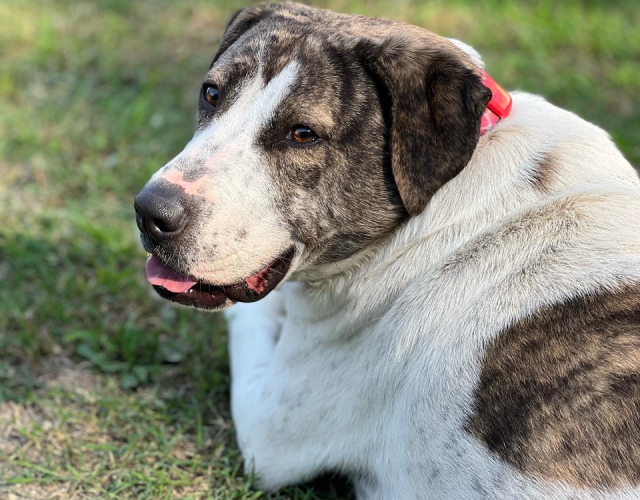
[{"x1": 1, "y1": 0, "x2": 638, "y2": 498}]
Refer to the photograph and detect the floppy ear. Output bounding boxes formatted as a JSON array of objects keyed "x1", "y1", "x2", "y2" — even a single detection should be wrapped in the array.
[
  {"x1": 359, "y1": 35, "x2": 492, "y2": 216},
  {"x1": 212, "y1": 4, "x2": 278, "y2": 65}
]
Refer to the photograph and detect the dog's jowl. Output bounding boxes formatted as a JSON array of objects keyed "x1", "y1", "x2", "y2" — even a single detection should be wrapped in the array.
[{"x1": 135, "y1": 3, "x2": 640, "y2": 498}]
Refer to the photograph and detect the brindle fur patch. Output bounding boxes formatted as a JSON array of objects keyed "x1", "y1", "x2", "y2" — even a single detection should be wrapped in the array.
[
  {"x1": 466, "y1": 284, "x2": 640, "y2": 488},
  {"x1": 530, "y1": 152, "x2": 557, "y2": 192}
]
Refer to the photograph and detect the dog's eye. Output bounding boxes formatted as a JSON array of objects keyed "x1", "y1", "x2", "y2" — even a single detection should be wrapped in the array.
[
  {"x1": 202, "y1": 84, "x2": 219, "y2": 107},
  {"x1": 289, "y1": 125, "x2": 318, "y2": 144}
]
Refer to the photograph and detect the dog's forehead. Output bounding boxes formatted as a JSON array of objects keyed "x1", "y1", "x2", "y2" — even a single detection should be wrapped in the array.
[{"x1": 207, "y1": 24, "x2": 337, "y2": 89}]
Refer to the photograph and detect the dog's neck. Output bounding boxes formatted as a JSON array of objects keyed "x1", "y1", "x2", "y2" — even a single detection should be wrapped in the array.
[{"x1": 287, "y1": 93, "x2": 553, "y2": 322}]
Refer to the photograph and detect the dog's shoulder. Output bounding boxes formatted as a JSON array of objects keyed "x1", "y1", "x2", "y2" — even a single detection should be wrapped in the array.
[{"x1": 466, "y1": 281, "x2": 640, "y2": 489}]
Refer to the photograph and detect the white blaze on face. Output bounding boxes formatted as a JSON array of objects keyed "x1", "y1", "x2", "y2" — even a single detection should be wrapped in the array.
[
  {"x1": 190, "y1": 60, "x2": 299, "y2": 153},
  {"x1": 152, "y1": 61, "x2": 300, "y2": 284}
]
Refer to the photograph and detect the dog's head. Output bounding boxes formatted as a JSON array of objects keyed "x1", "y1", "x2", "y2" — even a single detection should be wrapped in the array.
[{"x1": 134, "y1": 2, "x2": 491, "y2": 310}]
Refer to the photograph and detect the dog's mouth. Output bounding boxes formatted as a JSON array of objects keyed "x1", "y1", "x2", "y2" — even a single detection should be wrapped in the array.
[{"x1": 145, "y1": 248, "x2": 294, "y2": 310}]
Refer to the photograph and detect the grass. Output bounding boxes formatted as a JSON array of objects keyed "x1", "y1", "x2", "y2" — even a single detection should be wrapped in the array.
[{"x1": 0, "y1": 0, "x2": 638, "y2": 498}]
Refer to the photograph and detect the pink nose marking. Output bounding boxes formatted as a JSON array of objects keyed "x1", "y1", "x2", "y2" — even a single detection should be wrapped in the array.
[{"x1": 164, "y1": 170, "x2": 206, "y2": 196}]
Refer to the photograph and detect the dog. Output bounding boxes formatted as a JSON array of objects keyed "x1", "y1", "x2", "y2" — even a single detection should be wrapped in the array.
[{"x1": 134, "y1": 3, "x2": 640, "y2": 498}]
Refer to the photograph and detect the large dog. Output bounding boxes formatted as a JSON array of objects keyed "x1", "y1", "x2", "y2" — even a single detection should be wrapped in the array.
[{"x1": 134, "y1": 3, "x2": 640, "y2": 498}]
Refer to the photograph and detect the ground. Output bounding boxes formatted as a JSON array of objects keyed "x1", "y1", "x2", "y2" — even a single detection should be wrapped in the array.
[{"x1": 1, "y1": 0, "x2": 638, "y2": 498}]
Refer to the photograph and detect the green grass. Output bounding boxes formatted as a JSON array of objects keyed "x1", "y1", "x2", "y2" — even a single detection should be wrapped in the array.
[{"x1": 1, "y1": 0, "x2": 638, "y2": 498}]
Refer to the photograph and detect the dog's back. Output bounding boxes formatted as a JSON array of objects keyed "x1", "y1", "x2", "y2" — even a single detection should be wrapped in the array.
[{"x1": 363, "y1": 92, "x2": 640, "y2": 498}]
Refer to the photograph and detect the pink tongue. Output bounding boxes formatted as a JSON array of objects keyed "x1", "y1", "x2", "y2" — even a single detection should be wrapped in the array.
[{"x1": 146, "y1": 255, "x2": 197, "y2": 293}]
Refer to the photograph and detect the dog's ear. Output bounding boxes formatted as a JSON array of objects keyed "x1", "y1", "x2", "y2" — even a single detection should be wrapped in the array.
[
  {"x1": 212, "y1": 5, "x2": 277, "y2": 65},
  {"x1": 359, "y1": 35, "x2": 492, "y2": 216}
]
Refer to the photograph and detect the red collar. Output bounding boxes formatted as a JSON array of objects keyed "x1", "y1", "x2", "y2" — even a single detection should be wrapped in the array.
[{"x1": 479, "y1": 70, "x2": 512, "y2": 135}]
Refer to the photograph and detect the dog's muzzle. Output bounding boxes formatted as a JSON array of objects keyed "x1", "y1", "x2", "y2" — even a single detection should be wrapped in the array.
[{"x1": 134, "y1": 182, "x2": 294, "y2": 310}]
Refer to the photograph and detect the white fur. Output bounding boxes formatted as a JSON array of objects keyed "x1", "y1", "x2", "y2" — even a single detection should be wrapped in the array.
[{"x1": 225, "y1": 86, "x2": 640, "y2": 499}]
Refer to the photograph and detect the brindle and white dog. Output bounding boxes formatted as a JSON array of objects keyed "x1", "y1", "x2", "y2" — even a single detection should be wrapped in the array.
[{"x1": 134, "y1": 3, "x2": 640, "y2": 498}]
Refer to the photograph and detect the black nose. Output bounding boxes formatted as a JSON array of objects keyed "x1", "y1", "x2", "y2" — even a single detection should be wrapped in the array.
[{"x1": 134, "y1": 183, "x2": 188, "y2": 243}]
